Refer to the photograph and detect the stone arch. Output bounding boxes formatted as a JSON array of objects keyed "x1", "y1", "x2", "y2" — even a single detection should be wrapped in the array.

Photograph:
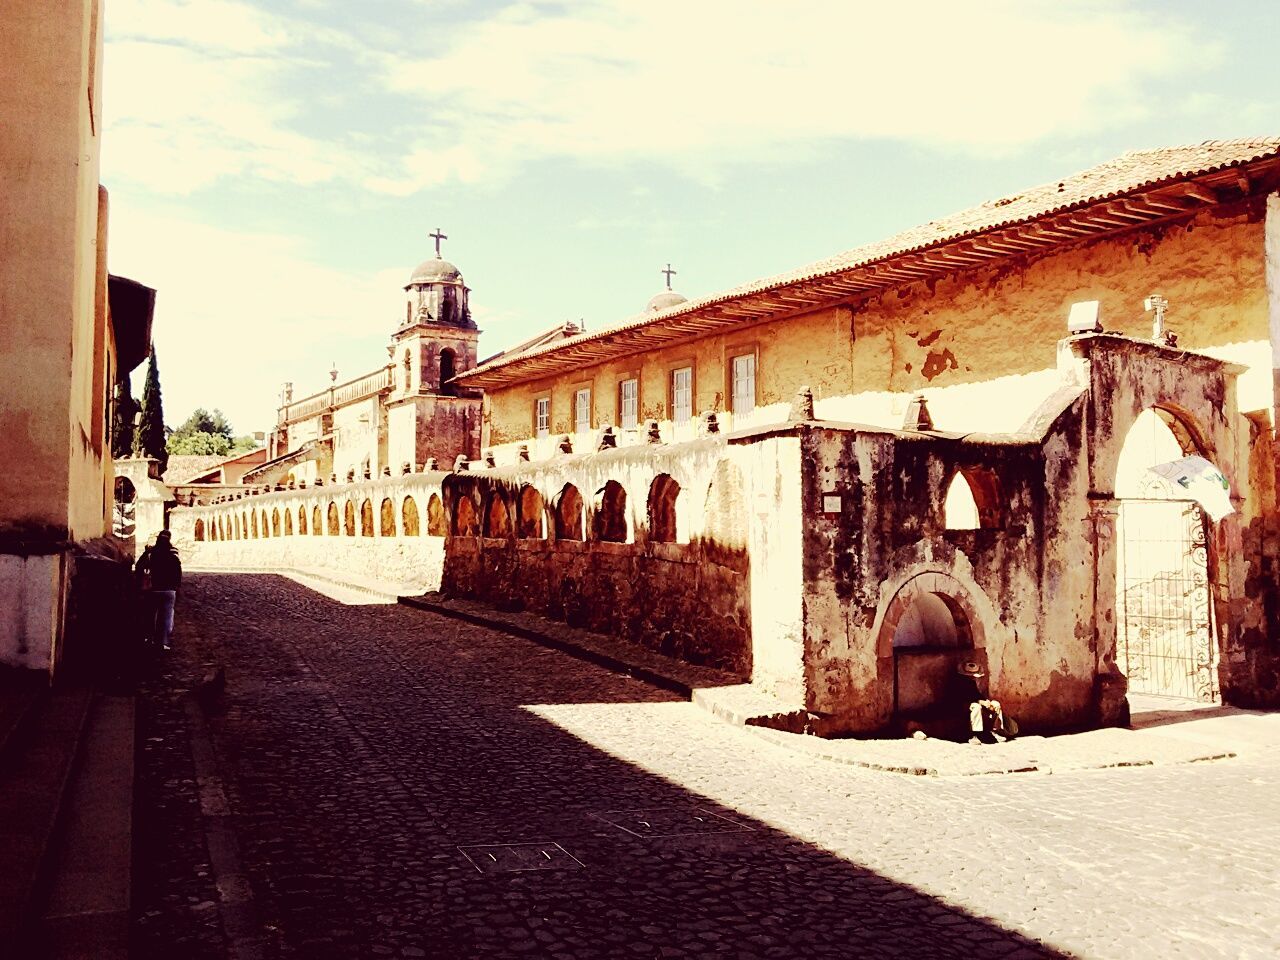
[
  {"x1": 453, "y1": 496, "x2": 479, "y2": 536},
  {"x1": 344, "y1": 501, "x2": 356, "y2": 537},
  {"x1": 284, "y1": 509, "x2": 293, "y2": 536},
  {"x1": 311, "y1": 505, "x2": 322, "y2": 536},
  {"x1": 875, "y1": 571, "x2": 991, "y2": 723},
  {"x1": 647, "y1": 474, "x2": 682, "y2": 543},
  {"x1": 112, "y1": 476, "x2": 137, "y2": 537},
  {"x1": 427, "y1": 494, "x2": 447, "y2": 537},
  {"x1": 298, "y1": 506, "x2": 307, "y2": 535},
  {"x1": 381, "y1": 497, "x2": 395, "y2": 537},
  {"x1": 553, "y1": 484, "x2": 584, "y2": 541},
  {"x1": 944, "y1": 467, "x2": 1003, "y2": 531},
  {"x1": 270, "y1": 508, "x2": 280, "y2": 537},
  {"x1": 402, "y1": 496, "x2": 420, "y2": 536},
  {"x1": 517, "y1": 485, "x2": 545, "y2": 539},
  {"x1": 251, "y1": 511, "x2": 259, "y2": 538},
  {"x1": 327, "y1": 502, "x2": 339, "y2": 536},
  {"x1": 439, "y1": 348, "x2": 456, "y2": 395},
  {"x1": 1113, "y1": 406, "x2": 1222, "y2": 702},
  {"x1": 260, "y1": 510, "x2": 269, "y2": 538},
  {"x1": 485, "y1": 493, "x2": 511, "y2": 537},
  {"x1": 592, "y1": 480, "x2": 628, "y2": 542},
  {"x1": 361, "y1": 499, "x2": 375, "y2": 537},
  {"x1": 194, "y1": 519, "x2": 205, "y2": 541}
]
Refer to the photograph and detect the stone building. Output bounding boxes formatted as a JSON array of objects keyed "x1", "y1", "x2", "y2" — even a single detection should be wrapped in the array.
[
  {"x1": 261, "y1": 235, "x2": 484, "y2": 486},
  {"x1": 1, "y1": 0, "x2": 155, "y2": 674},
  {"x1": 173, "y1": 139, "x2": 1280, "y2": 736}
]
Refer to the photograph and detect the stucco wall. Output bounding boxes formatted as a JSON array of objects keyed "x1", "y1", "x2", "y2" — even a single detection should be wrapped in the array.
[
  {"x1": 482, "y1": 207, "x2": 1271, "y2": 459},
  {"x1": 170, "y1": 474, "x2": 450, "y2": 592}
]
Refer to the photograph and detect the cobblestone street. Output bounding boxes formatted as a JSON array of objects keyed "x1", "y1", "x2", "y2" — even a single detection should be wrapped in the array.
[{"x1": 132, "y1": 574, "x2": 1280, "y2": 959}]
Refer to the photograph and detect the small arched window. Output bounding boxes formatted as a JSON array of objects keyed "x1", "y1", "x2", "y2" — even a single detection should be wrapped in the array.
[
  {"x1": 647, "y1": 474, "x2": 681, "y2": 543},
  {"x1": 381, "y1": 498, "x2": 395, "y2": 536},
  {"x1": 518, "y1": 486, "x2": 545, "y2": 539},
  {"x1": 312, "y1": 505, "x2": 323, "y2": 536},
  {"x1": 344, "y1": 501, "x2": 356, "y2": 536},
  {"x1": 554, "y1": 485, "x2": 584, "y2": 541},
  {"x1": 439, "y1": 349, "x2": 456, "y2": 395},
  {"x1": 944, "y1": 468, "x2": 1003, "y2": 530},
  {"x1": 485, "y1": 494, "x2": 511, "y2": 537},
  {"x1": 284, "y1": 509, "x2": 293, "y2": 536},
  {"x1": 298, "y1": 506, "x2": 308, "y2": 535},
  {"x1": 453, "y1": 497, "x2": 479, "y2": 536},
  {"x1": 327, "y1": 502, "x2": 339, "y2": 536},
  {"x1": 402, "y1": 496, "x2": 420, "y2": 536},
  {"x1": 427, "y1": 494, "x2": 447, "y2": 537},
  {"x1": 194, "y1": 519, "x2": 205, "y2": 541},
  {"x1": 361, "y1": 500, "x2": 375, "y2": 537},
  {"x1": 592, "y1": 481, "x2": 628, "y2": 543}
]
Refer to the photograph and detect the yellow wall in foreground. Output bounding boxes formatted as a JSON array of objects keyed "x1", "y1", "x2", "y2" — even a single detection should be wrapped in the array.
[{"x1": 484, "y1": 207, "x2": 1270, "y2": 449}]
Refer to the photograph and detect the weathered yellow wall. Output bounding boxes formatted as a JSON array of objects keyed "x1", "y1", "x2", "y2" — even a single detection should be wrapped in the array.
[
  {"x1": 484, "y1": 209, "x2": 1270, "y2": 451},
  {"x1": 0, "y1": 0, "x2": 105, "y2": 544}
]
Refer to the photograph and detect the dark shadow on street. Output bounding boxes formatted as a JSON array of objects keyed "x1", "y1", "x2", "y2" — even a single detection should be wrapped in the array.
[{"x1": 132, "y1": 573, "x2": 1066, "y2": 959}]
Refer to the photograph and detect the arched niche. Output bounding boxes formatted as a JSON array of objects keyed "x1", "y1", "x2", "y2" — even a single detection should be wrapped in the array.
[{"x1": 553, "y1": 484, "x2": 584, "y2": 541}]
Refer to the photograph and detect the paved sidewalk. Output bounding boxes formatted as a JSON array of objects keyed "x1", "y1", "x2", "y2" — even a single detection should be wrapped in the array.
[{"x1": 401, "y1": 592, "x2": 1254, "y2": 777}]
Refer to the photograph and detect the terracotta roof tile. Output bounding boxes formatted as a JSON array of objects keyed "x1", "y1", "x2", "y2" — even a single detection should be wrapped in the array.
[{"x1": 462, "y1": 137, "x2": 1280, "y2": 384}]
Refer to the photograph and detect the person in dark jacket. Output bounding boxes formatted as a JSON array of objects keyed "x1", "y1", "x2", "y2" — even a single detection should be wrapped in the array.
[
  {"x1": 953, "y1": 658, "x2": 1016, "y2": 744},
  {"x1": 136, "y1": 531, "x2": 183, "y2": 651}
]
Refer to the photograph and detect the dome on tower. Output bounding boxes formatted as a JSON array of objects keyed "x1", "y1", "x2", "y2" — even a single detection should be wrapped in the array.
[
  {"x1": 409, "y1": 257, "x2": 463, "y2": 285},
  {"x1": 645, "y1": 289, "x2": 687, "y2": 313}
]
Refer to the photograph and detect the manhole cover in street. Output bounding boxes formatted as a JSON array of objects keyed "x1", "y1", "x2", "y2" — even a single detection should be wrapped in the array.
[
  {"x1": 458, "y1": 842, "x2": 584, "y2": 875},
  {"x1": 592, "y1": 807, "x2": 753, "y2": 839}
]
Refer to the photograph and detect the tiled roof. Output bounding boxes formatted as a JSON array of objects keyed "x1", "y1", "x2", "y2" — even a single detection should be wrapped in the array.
[{"x1": 460, "y1": 137, "x2": 1280, "y2": 387}]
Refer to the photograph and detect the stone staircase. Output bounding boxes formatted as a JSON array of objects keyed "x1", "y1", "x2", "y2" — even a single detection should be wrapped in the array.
[{"x1": 0, "y1": 669, "x2": 134, "y2": 959}]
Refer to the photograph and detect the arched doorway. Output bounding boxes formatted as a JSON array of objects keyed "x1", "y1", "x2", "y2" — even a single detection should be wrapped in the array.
[
  {"x1": 890, "y1": 591, "x2": 972, "y2": 722},
  {"x1": 113, "y1": 476, "x2": 137, "y2": 538},
  {"x1": 1115, "y1": 409, "x2": 1218, "y2": 702}
]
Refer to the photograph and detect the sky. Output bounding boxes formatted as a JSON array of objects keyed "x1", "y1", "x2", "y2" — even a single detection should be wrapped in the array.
[{"x1": 101, "y1": 0, "x2": 1280, "y2": 435}]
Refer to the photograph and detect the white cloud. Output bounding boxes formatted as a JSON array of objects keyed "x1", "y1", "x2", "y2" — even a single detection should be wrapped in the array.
[
  {"x1": 109, "y1": 208, "x2": 410, "y2": 432},
  {"x1": 373, "y1": 0, "x2": 1214, "y2": 191},
  {"x1": 102, "y1": 0, "x2": 1220, "y2": 197}
]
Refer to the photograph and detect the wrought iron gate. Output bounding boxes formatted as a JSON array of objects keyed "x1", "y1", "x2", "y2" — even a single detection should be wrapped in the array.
[{"x1": 1117, "y1": 499, "x2": 1218, "y2": 701}]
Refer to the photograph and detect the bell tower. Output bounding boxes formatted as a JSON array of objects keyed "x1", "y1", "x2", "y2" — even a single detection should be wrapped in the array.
[{"x1": 385, "y1": 229, "x2": 483, "y2": 469}]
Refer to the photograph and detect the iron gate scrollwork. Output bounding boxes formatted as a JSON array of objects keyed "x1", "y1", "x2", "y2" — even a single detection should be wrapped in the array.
[{"x1": 1118, "y1": 498, "x2": 1218, "y2": 702}]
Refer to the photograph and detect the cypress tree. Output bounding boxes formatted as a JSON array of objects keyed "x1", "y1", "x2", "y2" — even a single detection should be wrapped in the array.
[
  {"x1": 133, "y1": 346, "x2": 168, "y2": 472},
  {"x1": 110, "y1": 374, "x2": 139, "y2": 459}
]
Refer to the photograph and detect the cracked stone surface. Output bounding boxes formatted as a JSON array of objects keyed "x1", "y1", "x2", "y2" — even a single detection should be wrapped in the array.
[{"x1": 132, "y1": 574, "x2": 1280, "y2": 959}]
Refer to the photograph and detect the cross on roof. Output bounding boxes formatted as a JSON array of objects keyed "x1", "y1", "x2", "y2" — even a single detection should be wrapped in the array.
[
  {"x1": 430, "y1": 228, "x2": 448, "y2": 258},
  {"x1": 662, "y1": 263, "x2": 676, "y2": 290}
]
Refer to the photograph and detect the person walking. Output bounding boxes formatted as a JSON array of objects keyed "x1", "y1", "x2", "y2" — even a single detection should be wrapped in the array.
[{"x1": 136, "y1": 530, "x2": 183, "y2": 651}]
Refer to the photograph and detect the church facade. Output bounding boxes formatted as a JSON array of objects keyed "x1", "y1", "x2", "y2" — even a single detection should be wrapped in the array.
[
  {"x1": 172, "y1": 138, "x2": 1280, "y2": 737},
  {"x1": 261, "y1": 237, "x2": 484, "y2": 488}
]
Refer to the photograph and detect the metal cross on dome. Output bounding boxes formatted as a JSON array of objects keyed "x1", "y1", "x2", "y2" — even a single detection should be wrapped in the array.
[
  {"x1": 430, "y1": 228, "x2": 447, "y2": 258},
  {"x1": 662, "y1": 263, "x2": 676, "y2": 290}
]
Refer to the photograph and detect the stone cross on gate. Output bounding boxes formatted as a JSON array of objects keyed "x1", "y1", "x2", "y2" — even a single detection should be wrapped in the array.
[
  {"x1": 430, "y1": 228, "x2": 447, "y2": 258},
  {"x1": 662, "y1": 263, "x2": 676, "y2": 290}
]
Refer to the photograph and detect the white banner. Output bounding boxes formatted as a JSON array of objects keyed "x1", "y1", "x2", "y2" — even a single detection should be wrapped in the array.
[{"x1": 1147, "y1": 456, "x2": 1234, "y2": 521}]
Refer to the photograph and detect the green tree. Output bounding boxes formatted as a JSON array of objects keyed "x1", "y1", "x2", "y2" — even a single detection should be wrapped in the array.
[
  {"x1": 170, "y1": 407, "x2": 233, "y2": 444},
  {"x1": 132, "y1": 346, "x2": 167, "y2": 471},
  {"x1": 110, "y1": 375, "x2": 139, "y2": 459},
  {"x1": 167, "y1": 432, "x2": 232, "y2": 456}
]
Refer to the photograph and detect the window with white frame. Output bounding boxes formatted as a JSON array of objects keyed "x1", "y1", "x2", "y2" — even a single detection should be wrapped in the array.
[
  {"x1": 731, "y1": 353, "x2": 756, "y2": 416},
  {"x1": 619, "y1": 378, "x2": 639, "y2": 429},
  {"x1": 671, "y1": 366, "x2": 693, "y2": 424},
  {"x1": 574, "y1": 387, "x2": 591, "y2": 433},
  {"x1": 535, "y1": 397, "x2": 550, "y2": 438}
]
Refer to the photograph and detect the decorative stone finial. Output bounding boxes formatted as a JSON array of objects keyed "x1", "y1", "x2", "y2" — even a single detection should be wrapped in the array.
[
  {"x1": 558, "y1": 435, "x2": 573, "y2": 454},
  {"x1": 517, "y1": 444, "x2": 530, "y2": 462},
  {"x1": 453, "y1": 455, "x2": 469, "y2": 472},
  {"x1": 381, "y1": 465, "x2": 392, "y2": 477},
  {"x1": 789, "y1": 386, "x2": 815, "y2": 422},
  {"x1": 345, "y1": 468, "x2": 355, "y2": 483},
  {"x1": 646, "y1": 419, "x2": 662, "y2": 444},
  {"x1": 401, "y1": 461, "x2": 412, "y2": 475},
  {"x1": 598, "y1": 425, "x2": 617, "y2": 451},
  {"x1": 298, "y1": 479, "x2": 307, "y2": 489},
  {"x1": 314, "y1": 478, "x2": 324, "y2": 487},
  {"x1": 423, "y1": 457, "x2": 438, "y2": 472},
  {"x1": 484, "y1": 449, "x2": 496, "y2": 468},
  {"x1": 704, "y1": 411, "x2": 720, "y2": 434},
  {"x1": 903, "y1": 394, "x2": 934, "y2": 432}
]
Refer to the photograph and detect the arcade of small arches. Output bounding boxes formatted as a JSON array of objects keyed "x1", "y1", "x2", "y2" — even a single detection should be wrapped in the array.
[{"x1": 189, "y1": 472, "x2": 693, "y2": 548}]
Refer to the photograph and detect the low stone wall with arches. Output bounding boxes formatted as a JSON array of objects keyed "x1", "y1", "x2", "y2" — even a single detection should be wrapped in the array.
[
  {"x1": 168, "y1": 473, "x2": 450, "y2": 592},
  {"x1": 438, "y1": 437, "x2": 765, "y2": 678}
]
